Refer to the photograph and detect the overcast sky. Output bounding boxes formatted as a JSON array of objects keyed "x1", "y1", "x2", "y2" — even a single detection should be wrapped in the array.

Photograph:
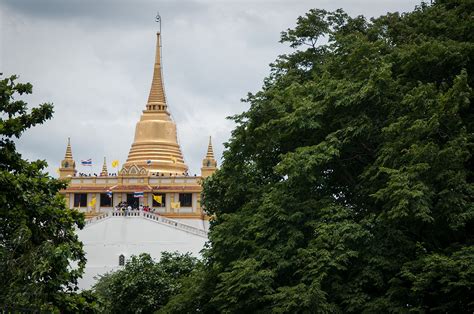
[{"x1": 1, "y1": 0, "x2": 420, "y2": 176}]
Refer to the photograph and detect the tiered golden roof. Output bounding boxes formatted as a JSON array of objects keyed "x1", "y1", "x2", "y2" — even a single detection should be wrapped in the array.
[
  {"x1": 206, "y1": 136, "x2": 215, "y2": 159},
  {"x1": 65, "y1": 137, "x2": 73, "y2": 159},
  {"x1": 123, "y1": 32, "x2": 188, "y2": 175}
]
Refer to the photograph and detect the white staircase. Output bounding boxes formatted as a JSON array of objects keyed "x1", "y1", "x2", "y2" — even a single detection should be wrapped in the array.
[{"x1": 83, "y1": 210, "x2": 208, "y2": 238}]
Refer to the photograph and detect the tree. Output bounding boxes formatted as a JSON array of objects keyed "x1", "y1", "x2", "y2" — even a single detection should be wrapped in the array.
[
  {"x1": 0, "y1": 74, "x2": 92, "y2": 312},
  {"x1": 165, "y1": 1, "x2": 473, "y2": 312},
  {"x1": 92, "y1": 252, "x2": 198, "y2": 313}
]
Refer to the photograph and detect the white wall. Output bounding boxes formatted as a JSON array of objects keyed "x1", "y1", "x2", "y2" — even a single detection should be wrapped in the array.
[{"x1": 76, "y1": 216, "x2": 207, "y2": 289}]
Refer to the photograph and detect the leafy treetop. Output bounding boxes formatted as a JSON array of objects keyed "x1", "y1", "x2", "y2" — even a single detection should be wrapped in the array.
[
  {"x1": 165, "y1": 1, "x2": 473, "y2": 312},
  {"x1": 0, "y1": 74, "x2": 92, "y2": 312}
]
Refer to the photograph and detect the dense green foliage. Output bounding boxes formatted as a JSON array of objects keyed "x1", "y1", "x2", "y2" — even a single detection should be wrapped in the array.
[
  {"x1": 92, "y1": 252, "x2": 198, "y2": 313},
  {"x1": 165, "y1": 1, "x2": 474, "y2": 312},
  {"x1": 0, "y1": 75, "x2": 96, "y2": 312}
]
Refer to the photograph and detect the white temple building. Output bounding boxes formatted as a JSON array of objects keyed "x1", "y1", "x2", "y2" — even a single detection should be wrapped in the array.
[{"x1": 65, "y1": 31, "x2": 214, "y2": 289}]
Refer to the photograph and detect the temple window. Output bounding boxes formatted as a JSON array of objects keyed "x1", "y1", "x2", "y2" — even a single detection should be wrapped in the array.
[
  {"x1": 179, "y1": 193, "x2": 192, "y2": 207},
  {"x1": 73, "y1": 193, "x2": 87, "y2": 207},
  {"x1": 152, "y1": 193, "x2": 166, "y2": 207},
  {"x1": 100, "y1": 193, "x2": 113, "y2": 207}
]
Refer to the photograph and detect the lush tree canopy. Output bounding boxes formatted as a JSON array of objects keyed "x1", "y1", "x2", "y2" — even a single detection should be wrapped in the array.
[
  {"x1": 165, "y1": 1, "x2": 473, "y2": 312},
  {"x1": 0, "y1": 74, "x2": 94, "y2": 312},
  {"x1": 92, "y1": 252, "x2": 198, "y2": 313}
]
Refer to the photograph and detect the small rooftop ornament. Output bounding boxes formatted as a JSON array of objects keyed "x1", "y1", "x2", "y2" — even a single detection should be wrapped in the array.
[{"x1": 156, "y1": 12, "x2": 161, "y2": 33}]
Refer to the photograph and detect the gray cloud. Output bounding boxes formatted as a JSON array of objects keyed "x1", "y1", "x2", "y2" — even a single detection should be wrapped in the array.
[
  {"x1": 1, "y1": 0, "x2": 206, "y2": 29},
  {"x1": 1, "y1": 0, "x2": 421, "y2": 176}
]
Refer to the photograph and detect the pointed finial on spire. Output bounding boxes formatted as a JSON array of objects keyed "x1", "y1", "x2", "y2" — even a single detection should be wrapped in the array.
[
  {"x1": 155, "y1": 12, "x2": 161, "y2": 33},
  {"x1": 101, "y1": 157, "x2": 108, "y2": 176},
  {"x1": 65, "y1": 137, "x2": 73, "y2": 159},
  {"x1": 206, "y1": 136, "x2": 215, "y2": 159}
]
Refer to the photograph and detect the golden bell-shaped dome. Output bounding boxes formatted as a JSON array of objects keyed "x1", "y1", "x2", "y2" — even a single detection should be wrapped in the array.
[{"x1": 123, "y1": 32, "x2": 188, "y2": 174}]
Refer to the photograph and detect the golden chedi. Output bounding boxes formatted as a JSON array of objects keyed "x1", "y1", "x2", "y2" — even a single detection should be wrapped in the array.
[
  {"x1": 123, "y1": 32, "x2": 188, "y2": 175},
  {"x1": 58, "y1": 137, "x2": 76, "y2": 178},
  {"x1": 201, "y1": 136, "x2": 217, "y2": 178}
]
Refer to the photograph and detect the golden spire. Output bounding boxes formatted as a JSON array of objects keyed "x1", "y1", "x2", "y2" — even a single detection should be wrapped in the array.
[
  {"x1": 146, "y1": 32, "x2": 167, "y2": 111},
  {"x1": 65, "y1": 137, "x2": 73, "y2": 159},
  {"x1": 101, "y1": 157, "x2": 108, "y2": 176},
  {"x1": 123, "y1": 31, "x2": 188, "y2": 175},
  {"x1": 206, "y1": 136, "x2": 215, "y2": 159}
]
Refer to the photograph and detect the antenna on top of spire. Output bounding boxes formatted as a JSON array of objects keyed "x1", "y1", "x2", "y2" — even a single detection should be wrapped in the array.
[{"x1": 155, "y1": 12, "x2": 161, "y2": 33}]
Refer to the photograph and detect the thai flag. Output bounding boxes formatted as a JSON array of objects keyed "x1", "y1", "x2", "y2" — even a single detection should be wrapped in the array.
[
  {"x1": 106, "y1": 191, "x2": 112, "y2": 198},
  {"x1": 134, "y1": 191, "x2": 144, "y2": 198},
  {"x1": 81, "y1": 159, "x2": 92, "y2": 166}
]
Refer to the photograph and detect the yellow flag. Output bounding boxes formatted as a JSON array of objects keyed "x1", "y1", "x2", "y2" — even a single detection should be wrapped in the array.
[
  {"x1": 88, "y1": 197, "x2": 96, "y2": 207},
  {"x1": 55, "y1": 168, "x2": 60, "y2": 175},
  {"x1": 112, "y1": 160, "x2": 119, "y2": 168},
  {"x1": 153, "y1": 194, "x2": 162, "y2": 204},
  {"x1": 171, "y1": 201, "x2": 180, "y2": 209}
]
